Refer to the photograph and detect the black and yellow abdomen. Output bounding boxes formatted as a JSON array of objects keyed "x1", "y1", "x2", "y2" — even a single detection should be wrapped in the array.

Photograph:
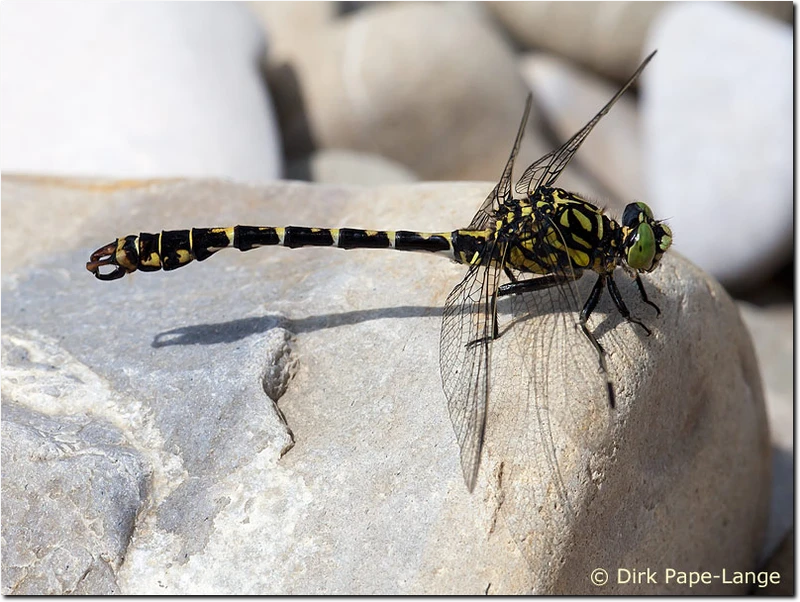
[{"x1": 86, "y1": 225, "x2": 475, "y2": 281}]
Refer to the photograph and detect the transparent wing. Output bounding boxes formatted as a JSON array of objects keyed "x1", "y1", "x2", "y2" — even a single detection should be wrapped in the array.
[
  {"x1": 484, "y1": 209, "x2": 646, "y2": 577},
  {"x1": 467, "y1": 95, "x2": 533, "y2": 231},
  {"x1": 514, "y1": 51, "x2": 656, "y2": 198},
  {"x1": 439, "y1": 242, "x2": 505, "y2": 491}
]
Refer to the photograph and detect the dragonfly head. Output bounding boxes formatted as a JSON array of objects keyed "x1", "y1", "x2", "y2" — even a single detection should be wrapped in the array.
[{"x1": 621, "y1": 202, "x2": 672, "y2": 273}]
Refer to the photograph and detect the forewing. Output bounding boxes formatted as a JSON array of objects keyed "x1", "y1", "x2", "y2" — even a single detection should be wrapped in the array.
[
  {"x1": 514, "y1": 50, "x2": 657, "y2": 197},
  {"x1": 467, "y1": 95, "x2": 533, "y2": 231},
  {"x1": 439, "y1": 244, "x2": 505, "y2": 491},
  {"x1": 485, "y1": 209, "x2": 642, "y2": 577}
]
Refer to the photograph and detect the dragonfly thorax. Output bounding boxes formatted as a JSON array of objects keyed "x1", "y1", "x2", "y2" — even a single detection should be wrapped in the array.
[{"x1": 491, "y1": 187, "x2": 619, "y2": 277}]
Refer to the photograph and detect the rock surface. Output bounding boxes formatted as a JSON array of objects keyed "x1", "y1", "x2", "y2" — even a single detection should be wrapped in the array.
[
  {"x1": 1, "y1": 376, "x2": 149, "y2": 594},
  {"x1": 1, "y1": 177, "x2": 771, "y2": 593}
]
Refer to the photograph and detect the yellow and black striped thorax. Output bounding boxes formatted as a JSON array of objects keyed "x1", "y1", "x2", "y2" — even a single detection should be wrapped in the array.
[{"x1": 492, "y1": 187, "x2": 621, "y2": 276}]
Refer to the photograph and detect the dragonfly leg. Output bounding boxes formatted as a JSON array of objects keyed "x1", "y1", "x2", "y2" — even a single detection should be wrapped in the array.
[
  {"x1": 635, "y1": 274, "x2": 661, "y2": 316},
  {"x1": 488, "y1": 272, "x2": 576, "y2": 346},
  {"x1": 607, "y1": 275, "x2": 652, "y2": 336},
  {"x1": 497, "y1": 272, "x2": 577, "y2": 297},
  {"x1": 492, "y1": 271, "x2": 581, "y2": 345},
  {"x1": 491, "y1": 289, "x2": 500, "y2": 340},
  {"x1": 579, "y1": 275, "x2": 608, "y2": 358},
  {"x1": 580, "y1": 275, "x2": 616, "y2": 407},
  {"x1": 465, "y1": 289, "x2": 500, "y2": 348}
]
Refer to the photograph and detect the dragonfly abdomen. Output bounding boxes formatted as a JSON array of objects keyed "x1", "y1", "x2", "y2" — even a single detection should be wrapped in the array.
[{"x1": 87, "y1": 226, "x2": 461, "y2": 281}]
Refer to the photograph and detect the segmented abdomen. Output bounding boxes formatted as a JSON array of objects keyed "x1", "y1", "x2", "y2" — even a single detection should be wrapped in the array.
[{"x1": 87, "y1": 226, "x2": 463, "y2": 280}]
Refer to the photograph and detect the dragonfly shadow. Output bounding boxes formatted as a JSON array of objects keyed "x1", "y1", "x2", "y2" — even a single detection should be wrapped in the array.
[
  {"x1": 151, "y1": 305, "x2": 442, "y2": 348},
  {"x1": 151, "y1": 275, "x2": 659, "y2": 349}
]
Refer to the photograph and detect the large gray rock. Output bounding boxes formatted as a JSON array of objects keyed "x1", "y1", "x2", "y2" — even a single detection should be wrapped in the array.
[
  {"x1": 1, "y1": 365, "x2": 150, "y2": 595},
  {"x1": 1, "y1": 177, "x2": 770, "y2": 593}
]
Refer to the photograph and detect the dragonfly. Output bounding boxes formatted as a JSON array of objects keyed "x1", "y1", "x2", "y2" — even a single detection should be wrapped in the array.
[{"x1": 87, "y1": 51, "x2": 670, "y2": 526}]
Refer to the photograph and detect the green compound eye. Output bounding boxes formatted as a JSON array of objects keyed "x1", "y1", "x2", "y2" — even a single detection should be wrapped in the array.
[
  {"x1": 627, "y1": 222, "x2": 656, "y2": 270},
  {"x1": 622, "y1": 201, "x2": 654, "y2": 228},
  {"x1": 636, "y1": 202, "x2": 654, "y2": 221}
]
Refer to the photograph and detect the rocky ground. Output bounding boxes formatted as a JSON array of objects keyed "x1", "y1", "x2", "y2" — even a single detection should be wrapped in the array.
[{"x1": 1, "y1": 1, "x2": 792, "y2": 595}]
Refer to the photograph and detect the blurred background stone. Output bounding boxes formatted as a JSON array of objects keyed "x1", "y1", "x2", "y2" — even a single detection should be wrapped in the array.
[
  {"x1": 0, "y1": 2, "x2": 281, "y2": 181},
  {"x1": 489, "y1": 1, "x2": 662, "y2": 80},
  {"x1": 643, "y1": 2, "x2": 792, "y2": 290},
  {"x1": 520, "y1": 53, "x2": 645, "y2": 206},
  {"x1": 263, "y1": 2, "x2": 545, "y2": 182},
  {"x1": 286, "y1": 149, "x2": 418, "y2": 186}
]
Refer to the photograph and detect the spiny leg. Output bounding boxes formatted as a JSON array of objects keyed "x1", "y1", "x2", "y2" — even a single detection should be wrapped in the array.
[
  {"x1": 466, "y1": 289, "x2": 499, "y2": 349},
  {"x1": 468, "y1": 270, "x2": 577, "y2": 348},
  {"x1": 579, "y1": 275, "x2": 616, "y2": 408},
  {"x1": 501, "y1": 272, "x2": 617, "y2": 407},
  {"x1": 497, "y1": 275, "x2": 574, "y2": 298},
  {"x1": 607, "y1": 275, "x2": 652, "y2": 336},
  {"x1": 635, "y1": 274, "x2": 661, "y2": 315},
  {"x1": 579, "y1": 275, "x2": 608, "y2": 359},
  {"x1": 497, "y1": 271, "x2": 579, "y2": 298},
  {"x1": 491, "y1": 271, "x2": 581, "y2": 343},
  {"x1": 503, "y1": 266, "x2": 518, "y2": 285},
  {"x1": 494, "y1": 271, "x2": 579, "y2": 344}
]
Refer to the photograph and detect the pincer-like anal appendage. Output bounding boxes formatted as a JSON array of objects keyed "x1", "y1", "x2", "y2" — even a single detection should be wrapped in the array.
[{"x1": 86, "y1": 241, "x2": 128, "y2": 281}]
